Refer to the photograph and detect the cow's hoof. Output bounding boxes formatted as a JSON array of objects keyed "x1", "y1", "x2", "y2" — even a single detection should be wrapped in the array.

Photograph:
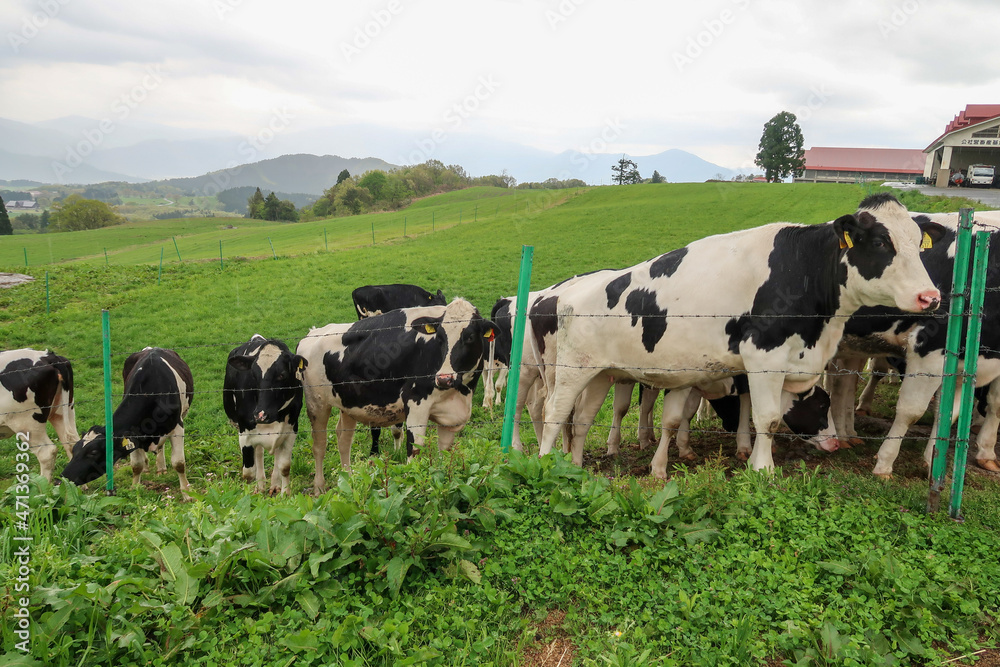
[
  {"x1": 650, "y1": 469, "x2": 669, "y2": 480},
  {"x1": 976, "y1": 458, "x2": 1000, "y2": 472},
  {"x1": 735, "y1": 451, "x2": 750, "y2": 462},
  {"x1": 854, "y1": 409, "x2": 870, "y2": 417},
  {"x1": 601, "y1": 451, "x2": 618, "y2": 460},
  {"x1": 679, "y1": 452, "x2": 697, "y2": 461},
  {"x1": 873, "y1": 472, "x2": 893, "y2": 480},
  {"x1": 848, "y1": 437, "x2": 864, "y2": 447}
]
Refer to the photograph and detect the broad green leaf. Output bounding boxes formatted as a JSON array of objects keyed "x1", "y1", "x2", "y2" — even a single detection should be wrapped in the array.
[
  {"x1": 149, "y1": 542, "x2": 185, "y2": 583},
  {"x1": 680, "y1": 525, "x2": 719, "y2": 545},
  {"x1": 892, "y1": 629, "x2": 925, "y2": 656},
  {"x1": 200, "y1": 590, "x2": 224, "y2": 609},
  {"x1": 309, "y1": 550, "x2": 335, "y2": 577},
  {"x1": 298, "y1": 590, "x2": 321, "y2": 619},
  {"x1": 473, "y1": 506, "x2": 496, "y2": 531},
  {"x1": 587, "y1": 493, "x2": 620, "y2": 521},
  {"x1": 817, "y1": 561, "x2": 857, "y2": 576},
  {"x1": 387, "y1": 556, "x2": 412, "y2": 597},
  {"x1": 457, "y1": 559, "x2": 482, "y2": 584},
  {"x1": 649, "y1": 482, "x2": 679, "y2": 515},
  {"x1": 172, "y1": 567, "x2": 199, "y2": 606},
  {"x1": 426, "y1": 532, "x2": 473, "y2": 552},
  {"x1": 282, "y1": 628, "x2": 318, "y2": 652},
  {"x1": 458, "y1": 484, "x2": 479, "y2": 504}
]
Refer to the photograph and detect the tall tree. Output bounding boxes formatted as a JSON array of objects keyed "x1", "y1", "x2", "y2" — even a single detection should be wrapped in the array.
[
  {"x1": 611, "y1": 155, "x2": 641, "y2": 185},
  {"x1": 48, "y1": 195, "x2": 125, "y2": 231},
  {"x1": 0, "y1": 196, "x2": 11, "y2": 236},
  {"x1": 650, "y1": 170, "x2": 666, "y2": 184},
  {"x1": 246, "y1": 187, "x2": 266, "y2": 219},
  {"x1": 336, "y1": 169, "x2": 351, "y2": 185},
  {"x1": 263, "y1": 192, "x2": 281, "y2": 221},
  {"x1": 754, "y1": 111, "x2": 806, "y2": 183}
]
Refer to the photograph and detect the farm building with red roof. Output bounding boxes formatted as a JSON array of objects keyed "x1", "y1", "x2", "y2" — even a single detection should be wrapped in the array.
[{"x1": 797, "y1": 147, "x2": 925, "y2": 184}]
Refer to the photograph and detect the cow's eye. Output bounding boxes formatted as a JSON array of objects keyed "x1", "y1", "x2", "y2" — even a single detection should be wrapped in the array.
[
  {"x1": 872, "y1": 238, "x2": 885, "y2": 249},
  {"x1": 277, "y1": 373, "x2": 287, "y2": 381}
]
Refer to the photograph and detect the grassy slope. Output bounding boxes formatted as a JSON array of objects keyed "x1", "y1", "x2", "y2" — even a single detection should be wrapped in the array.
[{"x1": 3, "y1": 182, "x2": 999, "y2": 665}]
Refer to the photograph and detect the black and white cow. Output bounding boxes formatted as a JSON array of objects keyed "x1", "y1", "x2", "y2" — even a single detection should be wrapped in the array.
[
  {"x1": 352, "y1": 283, "x2": 446, "y2": 319},
  {"x1": 223, "y1": 335, "x2": 307, "y2": 495},
  {"x1": 532, "y1": 194, "x2": 944, "y2": 478},
  {"x1": 297, "y1": 297, "x2": 497, "y2": 494},
  {"x1": 62, "y1": 348, "x2": 194, "y2": 499},
  {"x1": 0, "y1": 348, "x2": 79, "y2": 480},
  {"x1": 829, "y1": 210, "x2": 1000, "y2": 476},
  {"x1": 352, "y1": 283, "x2": 448, "y2": 454}
]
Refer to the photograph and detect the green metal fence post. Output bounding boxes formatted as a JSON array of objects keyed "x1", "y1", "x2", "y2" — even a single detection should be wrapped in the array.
[
  {"x1": 432, "y1": 211, "x2": 435, "y2": 231},
  {"x1": 104, "y1": 248, "x2": 109, "y2": 265},
  {"x1": 500, "y1": 245, "x2": 534, "y2": 452},
  {"x1": 268, "y1": 237, "x2": 277, "y2": 259},
  {"x1": 45, "y1": 272, "x2": 49, "y2": 314},
  {"x1": 324, "y1": 228, "x2": 328, "y2": 251},
  {"x1": 23, "y1": 248, "x2": 27, "y2": 267},
  {"x1": 950, "y1": 229, "x2": 990, "y2": 519},
  {"x1": 172, "y1": 237, "x2": 182, "y2": 261},
  {"x1": 928, "y1": 208, "x2": 974, "y2": 513},
  {"x1": 158, "y1": 248, "x2": 163, "y2": 285},
  {"x1": 371, "y1": 222, "x2": 375, "y2": 245},
  {"x1": 219, "y1": 240, "x2": 223, "y2": 270},
  {"x1": 102, "y1": 309, "x2": 115, "y2": 495}
]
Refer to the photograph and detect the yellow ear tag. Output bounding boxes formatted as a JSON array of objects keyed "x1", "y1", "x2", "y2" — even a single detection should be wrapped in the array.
[
  {"x1": 298, "y1": 359, "x2": 304, "y2": 371},
  {"x1": 921, "y1": 231, "x2": 933, "y2": 250},
  {"x1": 841, "y1": 231, "x2": 854, "y2": 249},
  {"x1": 424, "y1": 324, "x2": 436, "y2": 334},
  {"x1": 485, "y1": 330, "x2": 495, "y2": 342},
  {"x1": 122, "y1": 437, "x2": 135, "y2": 452}
]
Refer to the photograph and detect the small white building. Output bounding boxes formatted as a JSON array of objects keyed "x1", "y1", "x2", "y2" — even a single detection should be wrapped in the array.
[{"x1": 924, "y1": 104, "x2": 1000, "y2": 187}]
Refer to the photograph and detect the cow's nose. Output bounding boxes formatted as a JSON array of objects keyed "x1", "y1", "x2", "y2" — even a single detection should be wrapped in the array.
[
  {"x1": 255, "y1": 410, "x2": 268, "y2": 423},
  {"x1": 917, "y1": 289, "x2": 941, "y2": 312},
  {"x1": 435, "y1": 373, "x2": 456, "y2": 389}
]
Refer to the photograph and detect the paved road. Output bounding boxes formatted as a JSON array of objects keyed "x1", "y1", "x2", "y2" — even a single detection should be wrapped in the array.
[{"x1": 918, "y1": 186, "x2": 1000, "y2": 208}]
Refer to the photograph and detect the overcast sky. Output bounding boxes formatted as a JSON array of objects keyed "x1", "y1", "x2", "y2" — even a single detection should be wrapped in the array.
[{"x1": 2, "y1": 0, "x2": 998, "y2": 168}]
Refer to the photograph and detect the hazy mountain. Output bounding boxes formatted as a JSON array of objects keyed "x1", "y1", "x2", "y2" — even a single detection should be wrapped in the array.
[
  {"x1": 152, "y1": 154, "x2": 400, "y2": 196},
  {"x1": 0, "y1": 148, "x2": 145, "y2": 185},
  {"x1": 34, "y1": 116, "x2": 234, "y2": 150}
]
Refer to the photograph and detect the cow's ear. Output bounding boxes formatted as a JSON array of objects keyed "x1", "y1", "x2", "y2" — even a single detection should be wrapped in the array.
[
  {"x1": 412, "y1": 316, "x2": 441, "y2": 335},
  {"x1": 480, "y1": 320, "x2": 498, "y2": 342},
  {"x1": 292, "y1": 355, "x2": 308, "y2": 379},
  {"x1": 228, "y1": 354, "x2": 254, "y2": 372},
  {"x1": 916, "y1": 220, "x2": 947, "y2": 251},
  {"x1": 832, "y1": 214, "x2": 860, "y2": 250},
  {"x1": 436, "y1": 289, "x2": 444, "y2": 299}
]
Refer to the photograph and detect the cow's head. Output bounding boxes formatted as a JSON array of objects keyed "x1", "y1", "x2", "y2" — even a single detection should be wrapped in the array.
[
  {"x1": 61, "y1": 426, "x2": 134, "y2": 485},
  {"x1": 430, "y1": 289, "x2": 446, "y2": 306},
  {"x1": 412, "y1": 298, "x2": 497, "y2": 389},
  {"x1": 835, "y1": 194, "x2": 945, "y2": 313},
  {"x1": 780, "y1": 385, "x2": 839, "y2": 453},
  {"x1": 227, "y1": 343, "x2": 307, "y2": 425}
]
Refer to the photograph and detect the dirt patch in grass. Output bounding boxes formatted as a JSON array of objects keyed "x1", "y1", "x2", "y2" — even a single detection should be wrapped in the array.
[{"x1": 521, "y1": 609, "x2": 577, "y2": 667}]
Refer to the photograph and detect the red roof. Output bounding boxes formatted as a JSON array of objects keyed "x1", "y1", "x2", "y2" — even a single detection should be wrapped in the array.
[
  {"x1": 803, "y1": 147, "x2": 926, "y2": 174},
  {"x1": 928, "y1": 104, "x2": 1000, "y2": 147}
]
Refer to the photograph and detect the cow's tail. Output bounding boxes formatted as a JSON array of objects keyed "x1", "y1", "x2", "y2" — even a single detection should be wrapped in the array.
[
  {"x1": 482, "y1": 338, "x2": 497, "y2": 414},
  {"x1": 49, "y1": 354, "x2": 80, "y2": 442}
]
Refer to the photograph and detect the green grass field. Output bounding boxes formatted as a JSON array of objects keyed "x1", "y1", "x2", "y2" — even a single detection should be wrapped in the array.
[{"x1": 2, "y1": 182, "x2": 999, "y2": 665}]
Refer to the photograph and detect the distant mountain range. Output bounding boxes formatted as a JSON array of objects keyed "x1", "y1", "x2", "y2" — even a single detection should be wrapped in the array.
[{"x1": 0, "y1": 116, "x2": 747, "y2": 192}]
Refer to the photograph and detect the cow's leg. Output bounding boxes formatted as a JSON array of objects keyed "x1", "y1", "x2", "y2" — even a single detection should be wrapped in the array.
[
  {"x1": 369, "y1": 427, "x2": 381, "y2": 456},
  {"x1": 650, "y1": 389, "x2": 694, "y2": 479},
  {"x1": 735, "y1": 393, "x2": 753, "y2": 459},
  {"x1": 334, "y1": 413, "x2": 357, "y2": 473},
  {"x1": 404, "y1": 405, "x2": 432, "y2": 458},
  {"x1": 167, "y1": 428, "x2": 191, "y2": 501},
  {"x1": 482, "y1": 360, "x2": 496, "y2": 410},
  {"x1": 873, "y1": 355, "x2": 944, "y2": 477},
  {"x1": 568, "y1": 375, "x2": 615, "y2": 466},
  {"x1": 605, "y1": 381, "x2": 634, "y2": 457},
  {"x1": 254, "y1": 442, "x2": 267, "y2": 494},
  {"x1": 495, "y1": 366, "x2": 508, "y2": 401},
  {"x1": 856, "y1": 357, "x2": 890, "y2": 416},
  {"x1": 538, "y1": 367, "x2": 602, "y2": 457},
  {"x1": 744, "y1": 369, "x2": 786, "y2": 471},
  {"x1": 48, "y1": 401, "x2": 79, "y2": 459},
  {"x1": 829, "y1": 357, "x2": 864, "y2": 445},
  {"x1": 154, "y1": 440, "x2": 168, "y2": 475},
  {"x1": 270, "y1": 431, "x2": 294, "y2": 495},
  {"x1": 512, "y1": 366, "x2": 541, "y2": 452},
  {"x1": 32, "y1": 431, "x2": 57, "y2": 481},
  {"x1": 437, "y1": 423, "x2": 462, "y2": 451},
  {"x1": 675, "y1": 389, "x2": 703, "y2": 461},
  {"x1": 637, "y1": 384, "x2": 659, "y2": 450},
  {"x1": 307, "y1": 401, "x2": 332, "y2": 493},
  {"x1": 971, "y1": 378, "x2": 1000, "y2": 471}
]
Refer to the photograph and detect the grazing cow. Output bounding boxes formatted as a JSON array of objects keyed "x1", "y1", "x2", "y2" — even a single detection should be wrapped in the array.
[
  {"x1": 297, "y1": 297, "x2": 497, "y2": 494},
  {"x1": 352, "y1": 283, "x2": 446, "y2": 319},
  {"x1": 223, "y1": 335, "x2": 307, "y2": 495},
  {"x1": 62, "y1": 348, "x2": 194, "y2": 499},
  {"x1": 829, "y1": 210, "x2": 1000, "y2": 475},
  {"x1": 352, "y1": 283, "x2": 447, "y2": 454},
  {"x1": 532, "y1": 194, "x2": 944, "y2": 477},
  {"x1": 0, "y1": 349, "x2": 79, "y2": 480}
]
